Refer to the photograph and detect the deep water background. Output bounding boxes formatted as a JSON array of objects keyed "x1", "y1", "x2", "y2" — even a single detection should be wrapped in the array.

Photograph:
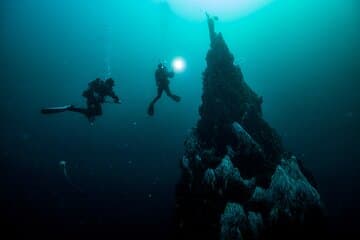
[{"x1": 1, "y1": 0, "x2": 359, "y2": 238}]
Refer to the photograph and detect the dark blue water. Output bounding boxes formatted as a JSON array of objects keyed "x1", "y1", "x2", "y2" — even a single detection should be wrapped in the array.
[{"x1": 1, "y1": 0, "x2": 359, "y2": 238}]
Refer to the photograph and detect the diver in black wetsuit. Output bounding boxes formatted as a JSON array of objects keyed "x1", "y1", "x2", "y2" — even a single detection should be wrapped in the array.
[
  {"x1": 41, "y1": 78, "x2": 120, "y2": 123},
  {"x1": 147, "y1": 63, "x2": 181, "y2": 116}
]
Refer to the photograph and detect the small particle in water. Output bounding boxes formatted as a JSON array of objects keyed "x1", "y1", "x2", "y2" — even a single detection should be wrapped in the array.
[
  {"x1": 133, "y1": 122, "x2": 137, "y2": 126},
  {"x1": 148, "y1": 194, "x2": 152, "y2": 199},
  {"x1": 128, "y1": 160, "x2": 132, "y2": 165}
]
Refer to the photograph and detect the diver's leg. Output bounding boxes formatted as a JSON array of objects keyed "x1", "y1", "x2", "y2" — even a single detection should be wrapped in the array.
[
  {"x1": 67, "y1": 105, "x2": 88, "y2": 115},
  {"x1": 93, "y1": 103, "x2": 102, "y2": 116},
  {"x1": 164, "y1": 85, "x2": 181, "y2": 102},
  {"x1": 148, "y1": 88, "x2": 163, "y2": 116},
  {"x1": 84, "y1": 104, "x2": 103, "y2": 124},
  {"x1": 151, "y1": 87, "x2": 163, "y2": 105}
]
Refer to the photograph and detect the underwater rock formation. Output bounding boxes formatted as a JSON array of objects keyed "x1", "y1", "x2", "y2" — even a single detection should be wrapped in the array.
[{"x1": 174, "y1": 15, "x2": 325, "y2": 240}]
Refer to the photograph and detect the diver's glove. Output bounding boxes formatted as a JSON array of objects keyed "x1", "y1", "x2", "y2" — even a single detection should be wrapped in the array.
[{"x1": 113, "y1": 96, "x2": 121, "y2": 104}]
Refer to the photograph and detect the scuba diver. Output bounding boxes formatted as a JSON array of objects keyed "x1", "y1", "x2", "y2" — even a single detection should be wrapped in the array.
[
  {"x1": 147, "y1": 63, "x2": 181, "y2": 116},
  {"x1": 41, "y1": 78, "x2": 121, "y2": 124}
]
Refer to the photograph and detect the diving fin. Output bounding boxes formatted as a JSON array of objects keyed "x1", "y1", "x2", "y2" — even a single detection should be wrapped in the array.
[
  {"x1": 41, "y1": 105, "x2": 73, "y2": 114},
  {"x1": 172, "y1": 95, "x2": 181, "y2": 102},
  {"x1": 147, "y1": 104, "x2": 155, "y2": 116}
]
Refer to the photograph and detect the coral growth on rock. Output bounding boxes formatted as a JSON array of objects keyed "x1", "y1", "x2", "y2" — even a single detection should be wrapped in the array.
[{"x1": 174, "y1": 15, "x2": 325, "y2": 240}]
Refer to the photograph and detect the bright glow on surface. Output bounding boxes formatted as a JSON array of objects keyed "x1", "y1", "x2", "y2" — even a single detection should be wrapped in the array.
[
  {"x1": 166, "y1": 0, "x2": 273, "y2": 21},
  {"x1": 172, "y1": 57, "x2": 186, "y2": 73}
]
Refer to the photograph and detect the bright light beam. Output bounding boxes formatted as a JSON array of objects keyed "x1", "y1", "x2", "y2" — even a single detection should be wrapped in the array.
[
  {"x1": 172, "y1": 57, "x2": 186, "y2": 73},
  {"x1": 166, "y1": 0, "x2": 274, "y2": 21}
]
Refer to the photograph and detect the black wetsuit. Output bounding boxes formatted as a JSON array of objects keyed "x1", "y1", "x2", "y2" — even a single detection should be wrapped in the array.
[
  {"x1": 69, "y1": 78, "x2": 119, "y2": 122},
  {"x1": 147, "y1": 66, "x2": 180, "y2": 116},
  {"x1": 154, "y1": 67, "x2": 178, "y2": 101}
]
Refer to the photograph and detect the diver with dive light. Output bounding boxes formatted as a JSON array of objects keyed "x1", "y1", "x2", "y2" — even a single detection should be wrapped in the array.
[{"x1": 147, "y1": 63, "x2": 181, "y2": 116}]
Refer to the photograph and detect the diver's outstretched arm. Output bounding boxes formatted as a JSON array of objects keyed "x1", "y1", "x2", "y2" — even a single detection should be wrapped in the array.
[
  {"x1": 167, "y1": 71, "x2": 175, "y2": 78},
  {"x1": 107, "y1": 90, "x2": 121, "y2": 103}
]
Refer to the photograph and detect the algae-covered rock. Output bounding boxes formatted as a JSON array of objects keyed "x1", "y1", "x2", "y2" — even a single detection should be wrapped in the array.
[{"x1": 174, "y1": 14, "x2": 325, "y2": 240}]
